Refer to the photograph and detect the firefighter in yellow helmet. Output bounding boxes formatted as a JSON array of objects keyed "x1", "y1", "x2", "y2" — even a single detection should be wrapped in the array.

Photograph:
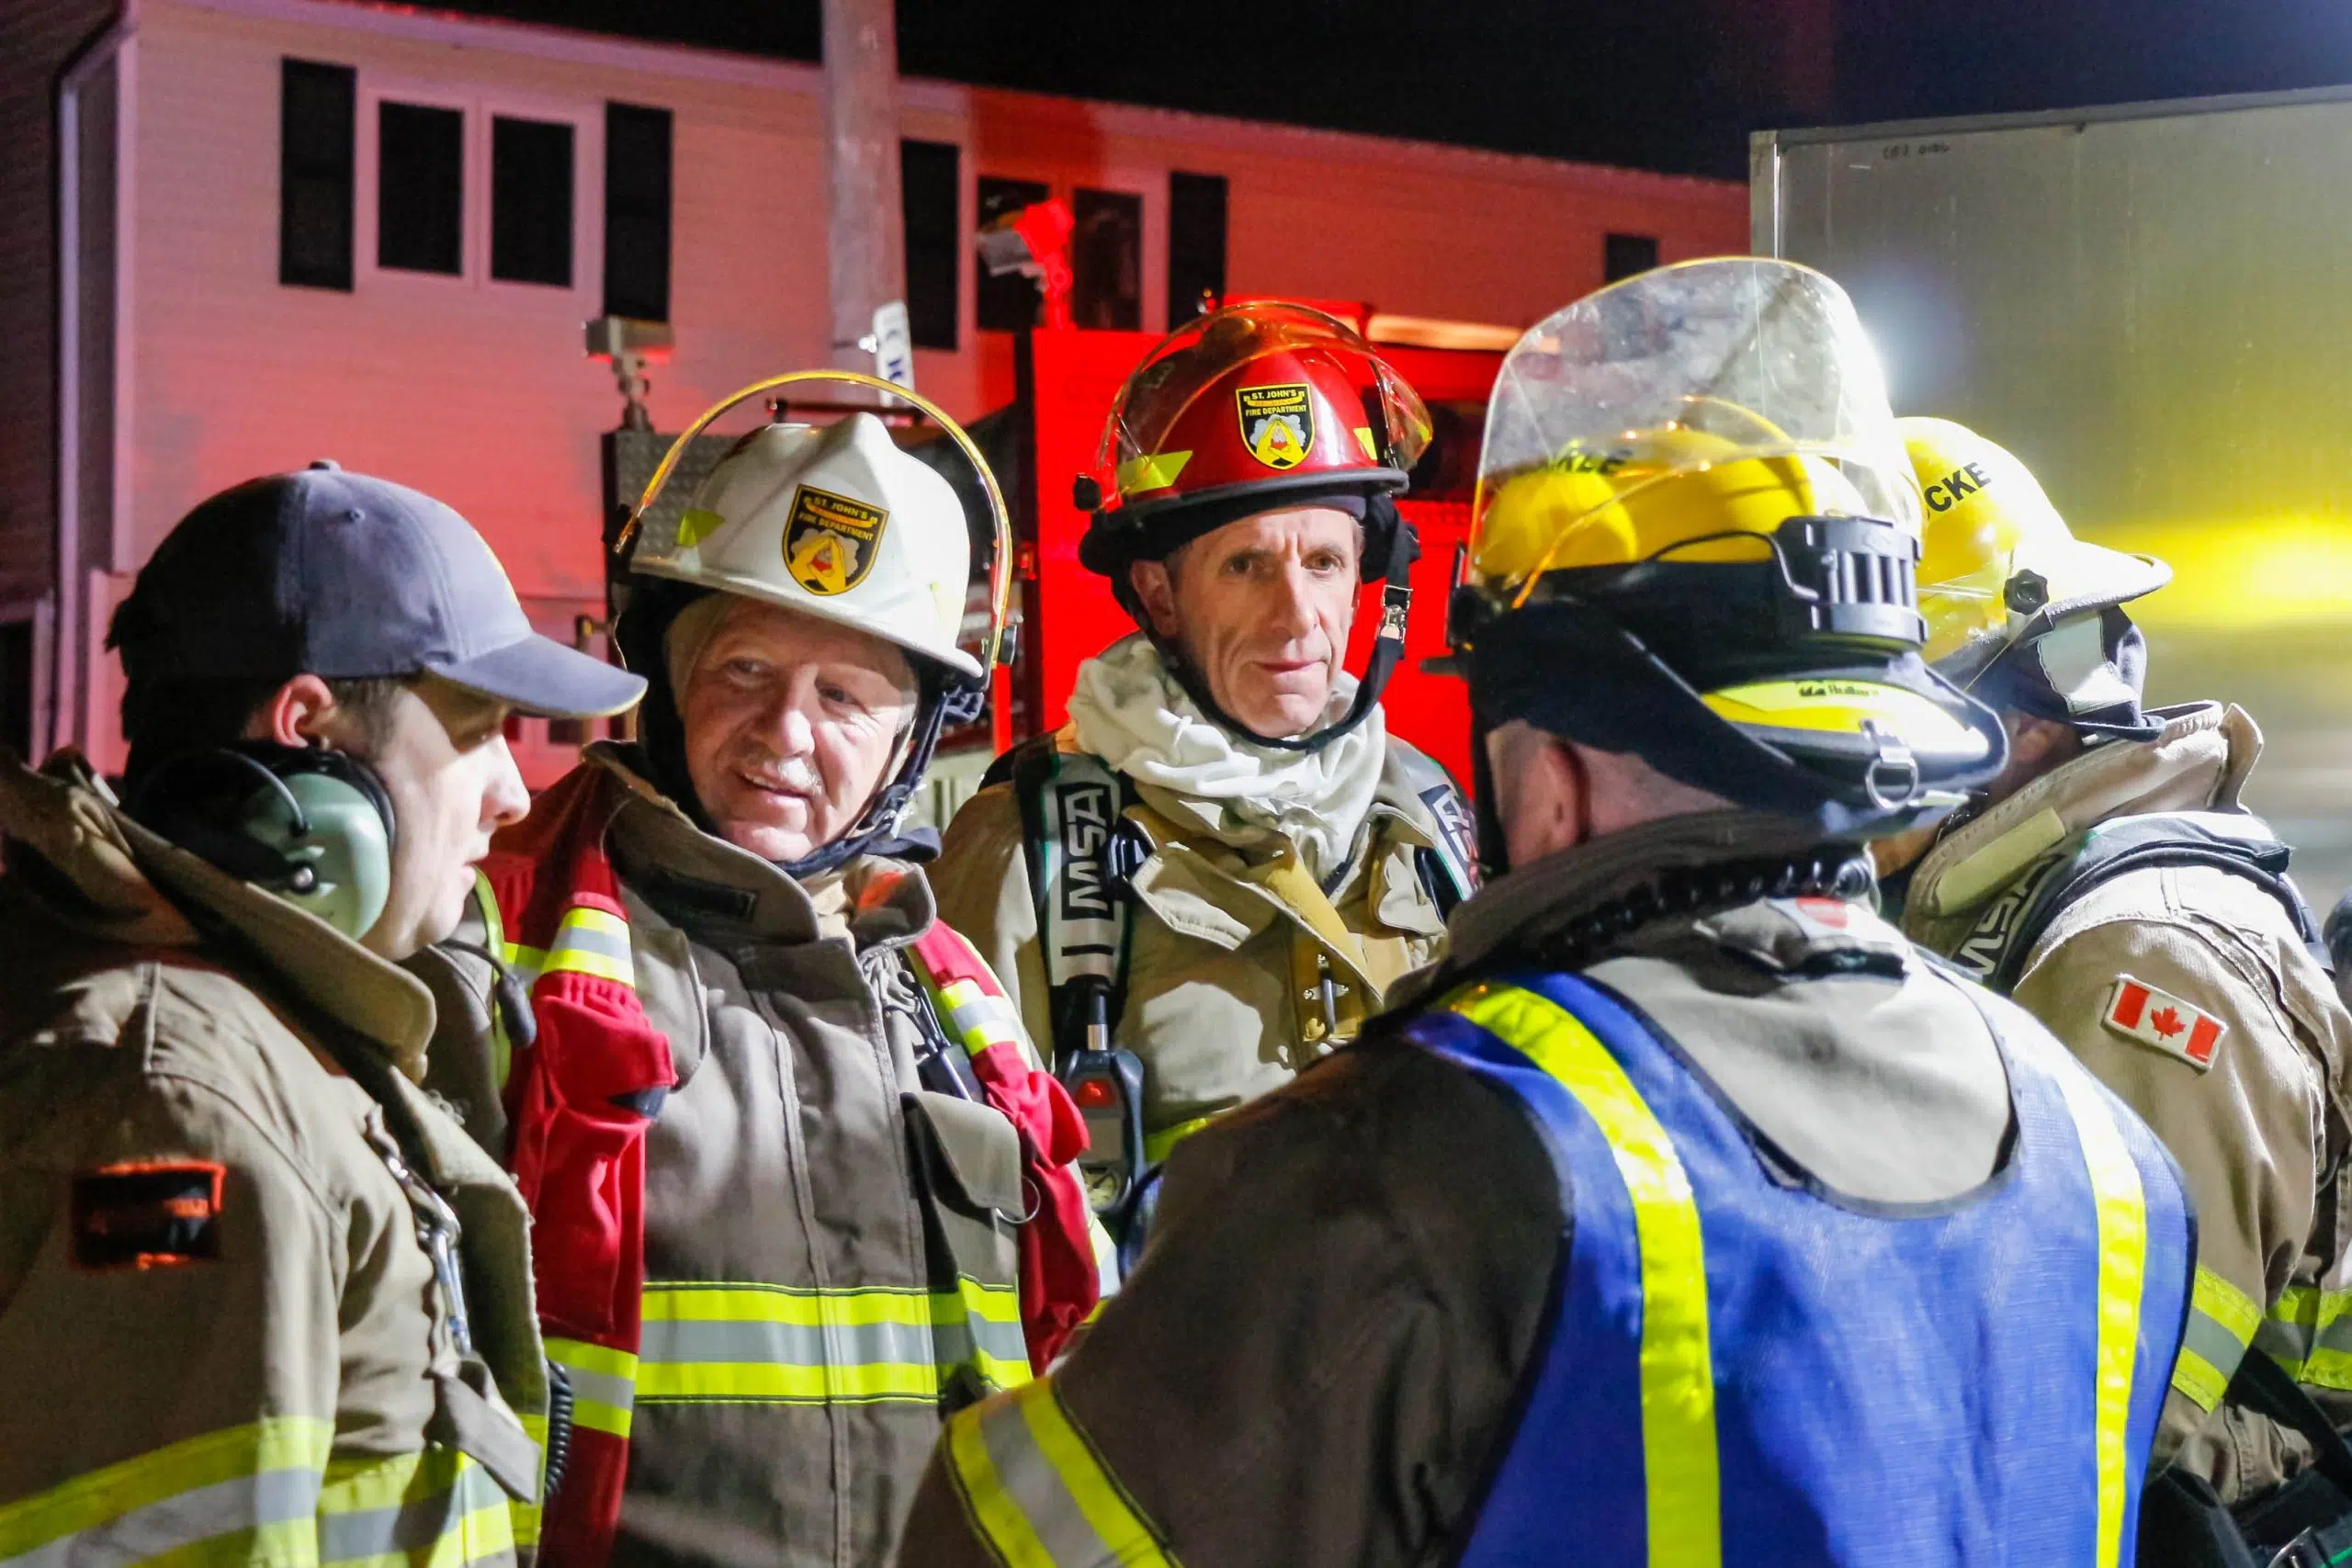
[
  {"x1": 1878, "y1": 417, "x2": 2352, "y2": 1559},
  {"x1": 895, "y1": 260, "x2": 2194, "y2": 1568}
]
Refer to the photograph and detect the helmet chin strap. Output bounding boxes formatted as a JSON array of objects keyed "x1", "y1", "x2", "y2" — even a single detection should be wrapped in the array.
[{"x1": 1157, "y1": 514, "x2": 1416, "y2": 756}]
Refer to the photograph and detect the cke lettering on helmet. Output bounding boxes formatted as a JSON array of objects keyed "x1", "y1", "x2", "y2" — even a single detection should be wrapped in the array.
[
  {"x1": 783, "y1": 484, "x2": 888, "y2": 596},
  {"x1": 1555, "y1": 448, "x2": 1634, "y2": 476},
  {"x1": 1922, "y1": 461, "x2": 1996, "y2": 513},
  {"x1": 1236, "y1": 383, "x2": 1315, "y2": 470}
]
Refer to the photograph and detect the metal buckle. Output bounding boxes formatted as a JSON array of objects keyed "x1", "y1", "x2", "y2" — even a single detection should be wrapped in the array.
[
  {"x1": 1860, "y1": 720, "x2": 1922, "y2": 812},
  {"x1": 364, "y1": 1125, "x2": 476, "y2": 1359}
]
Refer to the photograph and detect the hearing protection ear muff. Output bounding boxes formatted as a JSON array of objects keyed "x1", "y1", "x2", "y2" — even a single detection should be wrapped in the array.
[{"x1": 128, "y1": 744, "x2": 397, "y2": 942}]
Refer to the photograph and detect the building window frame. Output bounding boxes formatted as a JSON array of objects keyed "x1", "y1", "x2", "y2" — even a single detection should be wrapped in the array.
[{"x1": 352, "y1": 76, "x2": 600, "y2": 305}]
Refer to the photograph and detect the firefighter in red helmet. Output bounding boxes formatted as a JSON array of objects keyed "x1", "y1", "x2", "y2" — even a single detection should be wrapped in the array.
[{"x1": 930, "y1": 303, "x2": 1476, "y2": 1258}]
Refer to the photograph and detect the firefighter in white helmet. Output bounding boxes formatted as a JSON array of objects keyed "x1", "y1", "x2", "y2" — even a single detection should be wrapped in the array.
[
  {"x1": 410, "y1": 387, "x2": 1102, "y2": 1567},
  {"x1": 1875, "y1": 418, "x2": 2352, "y2": 1562}
]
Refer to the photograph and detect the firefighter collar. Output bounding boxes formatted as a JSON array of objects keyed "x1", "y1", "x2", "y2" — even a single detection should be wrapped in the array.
[
  {"x1": 1442, "y1": 807, "x2": 1836, "y2": 977},
  {"x1": 590, "y1": 743, "x2": 936, "y2": 953},
  {"x1": 0, "y1": 752, "x2": 442, "y2": 1075},
  {"x1": 1913, "y1": 702, "x2": 2253, "y2": 919}
]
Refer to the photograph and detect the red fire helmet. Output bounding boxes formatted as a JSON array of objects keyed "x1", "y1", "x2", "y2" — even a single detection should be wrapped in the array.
[{"x1": 1077, "y1": 301, "x2": 1433, "y2": 576}]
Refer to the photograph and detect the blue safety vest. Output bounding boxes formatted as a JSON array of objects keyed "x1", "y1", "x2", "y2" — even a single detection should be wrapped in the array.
[{"x1": 1409, "y1": 967, "x2": 2193, "y2": 1568}]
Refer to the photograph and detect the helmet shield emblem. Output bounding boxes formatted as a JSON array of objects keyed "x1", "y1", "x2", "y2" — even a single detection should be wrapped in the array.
[
  {"x1": 1237, "y1": 383, "x2": 1316, "y2": 470},
  {"x1": 783, "y1": 484, "x2": 888, "y2": 596}
]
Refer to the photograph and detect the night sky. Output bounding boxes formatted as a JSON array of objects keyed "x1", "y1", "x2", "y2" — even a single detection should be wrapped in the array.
[{"x1": 437, "y1": 0, "x2": 2352, "y2": 179}]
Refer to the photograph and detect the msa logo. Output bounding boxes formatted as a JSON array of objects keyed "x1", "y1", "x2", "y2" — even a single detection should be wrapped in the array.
[
  {"x1": 1057, "y1": 782, "x2": 1116, "y2": 920},
  {"x1": 1951, "y1": 848, "x2": 2070, "y2": 978}
]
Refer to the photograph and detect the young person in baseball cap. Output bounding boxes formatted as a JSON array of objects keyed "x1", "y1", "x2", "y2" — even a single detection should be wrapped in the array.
[{"x1": 0, "y1": 463, "x2": 642, "y2": 1562}]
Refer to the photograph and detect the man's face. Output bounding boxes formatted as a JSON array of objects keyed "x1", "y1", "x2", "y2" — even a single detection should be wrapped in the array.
[
  {"x1": 1129, "y1": 504, "x2": 1361, "y2": 739},
  {"x1": 351, "y1": 677, "x2": 528, "y2": 960},
  {"x1": 678, "y1": 598, "x2": 915, "y2": 864}
]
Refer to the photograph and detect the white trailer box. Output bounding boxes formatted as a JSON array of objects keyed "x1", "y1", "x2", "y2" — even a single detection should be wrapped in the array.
[{"x1": 1754, "y1": 91, "x2": 2352, "y2": 904}]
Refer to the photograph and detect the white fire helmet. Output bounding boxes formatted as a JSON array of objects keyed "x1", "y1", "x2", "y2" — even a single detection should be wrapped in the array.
[{"x1": 628, "y1": 412, "x2": 980, "y2": 678}]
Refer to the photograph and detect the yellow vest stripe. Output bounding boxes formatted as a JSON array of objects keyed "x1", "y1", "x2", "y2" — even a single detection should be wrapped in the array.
[
  {"x1": 2047, "y1": 1064, "x2": 2150, "y2": 1568},
  {"x1": 0, "y1": 1416, "x2": 333, "y2": 1564},
  {"x1": 1449, "y1": 982, "x2": 1722, "y2": 1568}
]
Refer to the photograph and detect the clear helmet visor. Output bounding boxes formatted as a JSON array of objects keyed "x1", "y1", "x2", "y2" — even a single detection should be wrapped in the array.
[
  {"x1": 1470, "y1": 258, "x2": 1917, "y2": 599},
  {"x1": 1096, "y1": 300, "x2": 1433, "y2": 490}
]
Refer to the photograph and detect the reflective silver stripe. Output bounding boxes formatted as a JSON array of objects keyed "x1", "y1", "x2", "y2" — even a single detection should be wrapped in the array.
[
  {"x1": 3, "y1": 1467, "x2": 320, "y2": 1568},
  {"x1": 944, "y1": 990, "x2": 1021, "y2": 1048},
  {"x1": 559, "y1": 1362, "x2": 638, "y2": 1417},
  {"x1": 639, "y1": 1315, "x2": 937, "y2": 1371},
  {"x1": 944, "y1": 1382, "x2": 1175, "y2": 1566},
  {"x1": 2181, "y1": 1310, "x2": 2250, "y2": 1384},
  {"x1": 2258, "y1": 1314, "x2": 2313, "y2": 1371},
  {"x1": 316, "y1": 1458, "x2": 507, "y2": 1564},
  {"x1": 933, "y1": 1305, "x2": 1034, "y2": 1377}
]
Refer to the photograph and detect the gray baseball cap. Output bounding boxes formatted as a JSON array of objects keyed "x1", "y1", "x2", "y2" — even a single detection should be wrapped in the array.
[{"x1": 109, "y1": 462, "x2": 644, "y2": 719}]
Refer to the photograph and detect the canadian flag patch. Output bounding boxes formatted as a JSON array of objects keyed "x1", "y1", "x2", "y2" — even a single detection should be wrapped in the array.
[{"x1": 2101, "y1": 975, "x2": 2227, "y2": 1071}]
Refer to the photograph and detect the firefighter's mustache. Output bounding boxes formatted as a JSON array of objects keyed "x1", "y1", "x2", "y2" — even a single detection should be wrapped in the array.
[{"x1": 737, "y1": 754, "x2": 822, "y2": 798}]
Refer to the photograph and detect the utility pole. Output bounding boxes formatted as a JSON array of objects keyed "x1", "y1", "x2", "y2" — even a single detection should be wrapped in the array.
[{"x1": 821, "y1": 0, "x2": 910, "y2": 397}]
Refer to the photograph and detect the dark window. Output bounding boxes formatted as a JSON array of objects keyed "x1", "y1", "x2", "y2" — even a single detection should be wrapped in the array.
[
  {"x1": 281, "y1": 60, "x2": 355, "y2": 289},
  {"x1": 378, "y1": 101, "x2": 463, "y2": 275},
  {"x1": 977, "y1": 175, "x2": 1048, "y2": 332},
  {"x1": 491, "y1": 116, "x2": 573, "y2": 286},
  {"x1": 604, "y1": 103, "x2": 672, "y2": 321},
  {"x1": 1070, "y1": 188, "x2": 1141, "y2": 332},
  {"x1": 1167, "y1": 171, "x2": 1227, "y2": 324},
  {"x1": 0, "y1": 618, "x2": 29, "y2": 761},
  {"x1": 1604, "y1": 232, "x2": 1659, "y2": 283},
  {"x1": 900, "y1": 139, "x2": 960, "y2": 350}
]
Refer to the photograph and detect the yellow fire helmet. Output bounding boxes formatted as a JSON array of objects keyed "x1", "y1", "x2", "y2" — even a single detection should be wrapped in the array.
[
  {"x1": 1901, "y1": 415, "x2": 2171, "y2": 674},
  {"x1": 1454, "y1": 259, "x2": 2005, "y2": 839}
]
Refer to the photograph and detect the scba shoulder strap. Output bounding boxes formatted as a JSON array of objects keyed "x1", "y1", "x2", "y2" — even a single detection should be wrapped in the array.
[
  {"x1": 1951, "y1": 810, "x2": 2332, "y2": 993},
  {"x1": 983, "y1": 738, "x2": 1140, "y2": 1062},
  {"x1": 1384, "y1": 737, "x2": 1477, "y2": 917}
]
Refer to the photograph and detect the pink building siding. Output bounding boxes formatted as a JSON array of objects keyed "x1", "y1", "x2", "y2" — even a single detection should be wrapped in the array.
[{"x1": 43, "y1": 0, "x2": 1746, "y2": 770}]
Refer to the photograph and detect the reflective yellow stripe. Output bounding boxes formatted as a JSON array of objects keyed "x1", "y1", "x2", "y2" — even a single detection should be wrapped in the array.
[
  {"x1": 947, "y1": 1396, "x2": 1057, "y2": 1568},
  {"x1": 936, "y1": 977, "x2": 1022, "y2": 1057},
  {"x1": 510, "y1": 1415, "x2": 545, "y2": 1551},
  {"x1": 470, "y1": 874, "x2": 513, "y2": 1093},
  {"x1": 2047, "y1": 1064, "x2": 2150, "y2": 1568},
  {"x1": 1114, "y1": 450, "x2": 1191, "y2": 494},
  {"x1": 636, "y1": 1279, "x2": 1028, "y2": 1407},
  {"x1": 944, "y1": 1380, "x2": 1176, "y2": 1567},
  {"x1": 0, "y1": 1416, "x2": 332, "y2": 1566},
  {"x1": 317, "y1": 1448, "x2": 514, "y2": 1567},
  {"x1": 2259, "y1": 1282, "x2": 2352, "y2": 1390},
  {"x1": 1141, "y1": 1114, "x2": 1219, "y2": 1167},
  {"x1": 2172, "y1": 1267, "x2": 2262, "y2": 1412},
  {"x1": 1447, "y1": 982, "x2": 1720, "y2": 1567},
  {"x1": 544, "y1": 1337, "x2": 639, "y2": 1440},
  {"x1": 507, "y1": 906, "x2": 633, "y2": 988}
]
